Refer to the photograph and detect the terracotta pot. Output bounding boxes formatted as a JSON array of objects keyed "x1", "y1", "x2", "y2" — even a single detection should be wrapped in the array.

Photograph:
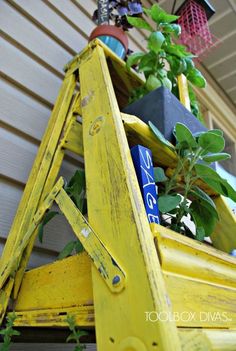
[{"x1": 89, "y1": 24, "x2": 128, "y2": 59}]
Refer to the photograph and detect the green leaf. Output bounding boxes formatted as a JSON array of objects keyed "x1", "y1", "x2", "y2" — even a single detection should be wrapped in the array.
[
  {"x1": 146, "y1": 75, "x2": 162, "y2": 91},
  {"x1": 150, "y1": 4, "x2": 179, "y2": 24},
  {"x1": 187, "y1": 68, "x2": 206, "y2": 88},
  {"x1": 74, "y1": 240, "x2": 84, "y2": 254},
  {"x1": 154, "y1": 167, "x2": 168, "y2": 182},
  {"x1": 158, "y1": 194, "x2": 182, "y2": 213},
  {"x1": 195, "y1": 227, "x2": 206, "y2": 241},
  {"x1": 194, "y1": 164, "x2": 236, "y2": 202},
  {"x1": 202, "y1": 153, "x2": 231, "y2": 163},
  {"x1": 148, "y1": 31, "x2": 165, "y2": 53},
  {"x1": 65, "y1": 169, "x2": 86, "y2": 212},
  {"x1": 184, "y1": 57, "x2": 195, "y2": 71},
  {"x1": 161, "y1": 23, "x2": 181, "y2": 37},
  {"x1": 126, "y1": 52, "x2": 145, "y2": 70},
  {"x1": 198, "y1": 132, "x2": 225, "y2": 153},
  {"x1": 190, "y1": 200, "x2": 217, "y2": 236},
  {"x1": 208, "y1": 129, "x2": 224, "y2": 136},
  {"x1": 127, "y1": 16, "x2": 152, "y2": 31},
  {"x1": 138, "y1": 52, "x2": 156, "y2": 73},
  {"x1": 190, "y1": 186, "x2": 219, "y2": 220},
  {"x1": 149, "y1": 121, "x2": 176, "y2": 151},
  {"x1": 58, "y1": 241, "x2": 76, "y2": 260},
  {"x1": 38, "y1": 211, "x2": 59, "y2": 243},
  {"x1": 174, "y1": 123, "x2": 197, "y2": 148},
  {"x1": 66, "y1": 333, "x2": 77, "y2": 343},
  {"x1": 165, "y1": 44, "x2": 194, "y2": 58}
]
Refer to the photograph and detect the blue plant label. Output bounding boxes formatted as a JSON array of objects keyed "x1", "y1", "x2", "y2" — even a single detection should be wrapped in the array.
[{"x1": 131, "y1": 145, "x2": 160, "y2": 224}]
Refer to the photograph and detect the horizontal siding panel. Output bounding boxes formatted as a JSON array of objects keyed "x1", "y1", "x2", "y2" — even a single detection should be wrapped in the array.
[
  {"x1": 0, "y1": 37, "x2": 62, "y2": 105},
  {"x1": 47, "y1": 0, "x2": 95, "y2": 36},
  {"x1": 0, "y1": 1, "x2": 72, "y2": 76},
  {"x1": 8, "y1": 0, "x2": 87, "y2": 53},
  {"x1": 0, "y1": 78, "x2": 51, "y2": 140},
  {"x1": 0, "y1": 127, "x2": 79, "y2": 184}
]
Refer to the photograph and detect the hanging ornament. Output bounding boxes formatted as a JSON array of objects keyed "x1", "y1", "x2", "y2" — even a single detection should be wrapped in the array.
[{"x1": 175, "y1": 0, "x2": 220, "y2": 59}]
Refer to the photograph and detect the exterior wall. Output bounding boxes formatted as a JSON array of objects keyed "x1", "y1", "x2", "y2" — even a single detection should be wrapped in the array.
[{"x1": 1, "y1": 0, "x2": 236, "y2": 269}]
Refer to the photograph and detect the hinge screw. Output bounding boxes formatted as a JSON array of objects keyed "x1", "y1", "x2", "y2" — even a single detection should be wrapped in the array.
[{"x1": 112, "y1": 275, "x2": 121, "y2": 286}]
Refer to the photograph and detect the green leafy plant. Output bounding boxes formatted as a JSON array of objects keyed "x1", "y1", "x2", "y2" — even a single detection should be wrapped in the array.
[
  {"x1": 66, "y1": 315, "x2": 87, "y2": 351},
  {"x1": 126, "y1": 4, "x2": 205, "y2": 120},
  {"x1": 150, "y1": 122, "x2": 236, "y2": 241},
  {"x1": 0, "y1": 313, "x2": 20, "y2": 351},
  {"x1": 38, "y1": 169, "x2": 86, "y2": 259}
]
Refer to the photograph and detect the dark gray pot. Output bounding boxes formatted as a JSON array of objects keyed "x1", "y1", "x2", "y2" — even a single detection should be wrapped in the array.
[{"x1": 123, "y1": 86, "x2": 207, "y2": 144}]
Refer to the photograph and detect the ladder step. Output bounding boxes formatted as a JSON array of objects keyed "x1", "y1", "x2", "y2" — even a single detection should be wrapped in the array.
[{"x1": 15, "y1": 230, "x2": 236, "y2": 329}]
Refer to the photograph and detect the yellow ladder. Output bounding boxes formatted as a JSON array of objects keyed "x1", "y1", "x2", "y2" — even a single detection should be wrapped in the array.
[{"x1": 0, "y1": 39, "x2": 236, "y2": 351}]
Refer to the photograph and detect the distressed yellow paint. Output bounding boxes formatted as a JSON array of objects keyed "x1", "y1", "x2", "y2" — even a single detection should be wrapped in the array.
[
  {"x1": 15, "y1": 227, "x2": 236, "y2": 329},
  {"x1": 55, "y1": 188, "x2": 126, "y2": 292},
  {"x1": 12, "y1": 305, "x2": 94, "y2": 328},
  {"x1": 15, "y1": 253, "x2": 92, "y2": 312},
  {"x1": 80, "y1": 44, "x2": 182, "y2": 351},
  {"x1": 61, "y1": 119, "x2": 83, "y2": 156},
  {"x1": 211, "y1": 196, "x2": 236, "y2": 253},
  {"x1": 177, "y1": 74, "x2": 191, "y2": 111}
]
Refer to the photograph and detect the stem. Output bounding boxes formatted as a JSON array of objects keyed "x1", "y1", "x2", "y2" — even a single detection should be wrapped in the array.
[{"x1": 173, "y1": 147, "x2": 202, "y2": 228}]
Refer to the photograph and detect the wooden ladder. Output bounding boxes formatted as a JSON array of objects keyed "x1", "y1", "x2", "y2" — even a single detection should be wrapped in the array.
[{"x1": 0, "y1": 39, "x2": 236, "y2": 351}]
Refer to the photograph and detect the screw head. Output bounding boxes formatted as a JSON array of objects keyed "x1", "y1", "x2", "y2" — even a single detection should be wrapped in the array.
[
  {"x1": 112, "y1": 275, "x2": 121, "y2": 286},
  {"x1": 230, "y1": 249, "x2": 236, "y2": 257}
]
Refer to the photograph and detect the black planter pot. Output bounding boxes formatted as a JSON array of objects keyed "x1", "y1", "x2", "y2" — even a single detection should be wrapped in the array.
[{"x1": 123, "y1": 86, "x2": 207, "y2": 144}]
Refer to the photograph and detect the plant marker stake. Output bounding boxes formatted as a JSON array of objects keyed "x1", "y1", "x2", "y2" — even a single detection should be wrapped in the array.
[{"x1": 131, "y1": 145, "x2": 160, "y2": 225}]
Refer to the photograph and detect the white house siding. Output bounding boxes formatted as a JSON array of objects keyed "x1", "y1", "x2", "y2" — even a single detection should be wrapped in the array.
[{"x1": 0, "y1": 0, "x2": 149, "y2": 268}]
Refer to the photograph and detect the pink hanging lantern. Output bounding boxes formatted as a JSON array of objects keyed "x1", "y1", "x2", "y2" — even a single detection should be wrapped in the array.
[{"x1": 176, "y1": 0, "x2": 219, "y2": 59}]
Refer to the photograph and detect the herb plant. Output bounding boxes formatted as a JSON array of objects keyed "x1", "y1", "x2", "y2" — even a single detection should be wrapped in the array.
[
  {"x1": 66, "y1": 315, "x2": 87, "y2": 351},
  {"x1": 0, "y1": 313, "x2": 20, "y2": 351},
  {"x1": 150, "y1": 122, "x2": 236, "y2": 241},
  {"x1": 93, "y1": 0, "x2": 143, "y2": 31},
  {"x1": 126, "y1": 4, "x2": 205, "y2": 120}
]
